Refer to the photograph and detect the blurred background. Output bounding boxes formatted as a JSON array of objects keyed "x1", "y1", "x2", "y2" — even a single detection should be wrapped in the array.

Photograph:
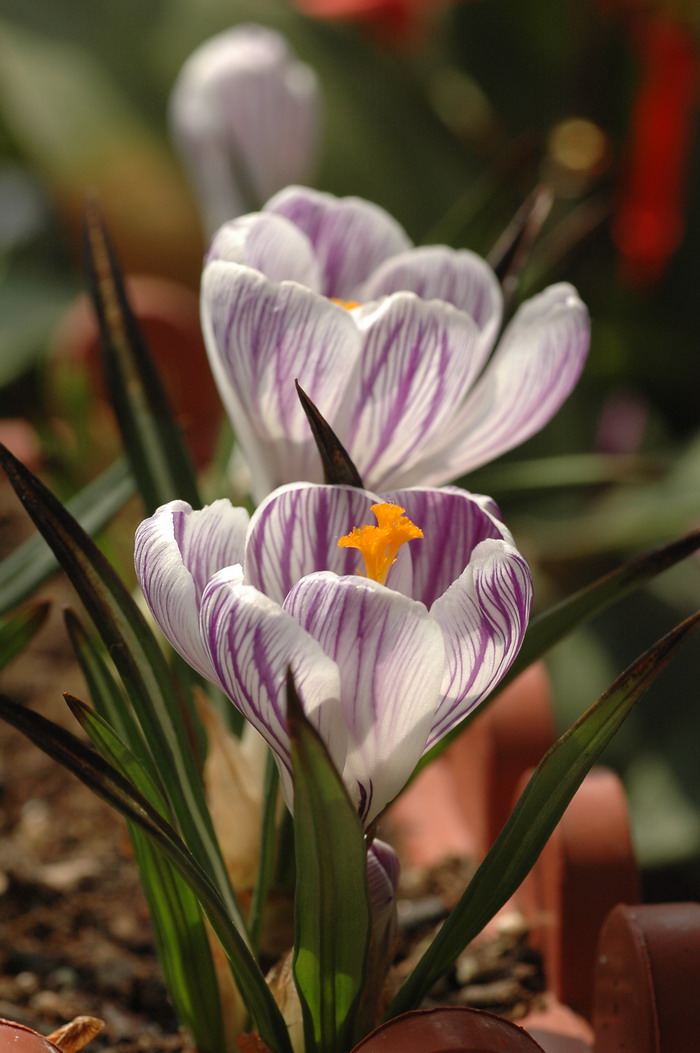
[{"x1": 1, "y1": 0, "x2": 700, "y2": 898}]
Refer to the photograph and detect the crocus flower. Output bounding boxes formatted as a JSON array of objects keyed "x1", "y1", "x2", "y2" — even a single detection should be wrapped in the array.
[
  {"x1": 202, "y1": 186, "x2": 590, "y2": 502},
  {"x1": 135, "y1": 482, "x2": 531, "y2": 826},
  {"x1": 170, "y1": 27, "x2": 321, "y2": 234}
]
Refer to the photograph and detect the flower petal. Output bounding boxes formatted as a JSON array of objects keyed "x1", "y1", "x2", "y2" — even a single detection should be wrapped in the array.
[
  {"x1": 427, "y1": 539, "x2": 532, "y2": 747},
  {"x1": 170, "y1": 26, "x2": 321, "y2": 232},
  {"x1": 206, "y1": 212, "x2": 322, "y2": 290},
  {"x1": 201, "y1": 262, "x2": 361, "y2": 501},
  {"x1": 359, "y1": 245, "x2": 503, "y2": 359},
  {"x1": 335, "y1": 294, "x2": 481, "y2": 491},
  {"x1": 134, "y1": 499, "x2": 249, "y2": 681},
  {"x1": 367, "y1": 838, "x2": 399, "y2": 951},
  {"x1": 200, "y1": 568, "x2": 345, "y2": 809},
  {"x1": 244, "y1": 483, "x2": 413, "y2": 604},
  {"x1": 284, "y1": 573, "x2": 445, "y2": 824},
  {"x1": 393, "y1": 283, "x2": 590, "y2": 487},
  {"x1": 385, "y1": 486, "x2": 513, "y2": 609},
  {"x1": 264, "y1": 186, "x2": 412, "y2": 299}
]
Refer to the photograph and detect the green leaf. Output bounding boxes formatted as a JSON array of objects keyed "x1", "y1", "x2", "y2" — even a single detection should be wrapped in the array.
[
  {"x1": 64, "y1": 606, "x2": 156, "y2": 780},
  {"x1": 129, "y1": 826, "x2": 228, "y2": 1053},
  {"x1": 295, "y1": 382, "x2": 364, "y2": 489},
  {"x1": 0, "y1": 457, "x2": 134, "y2": 618},
  {"x1": 288, "y1": 672, "x2": 371, "y2": 1053},
  {"x1": 418, "y1": 528, "x2": 700, "y2": 771},
  {"x1": 487, "y1": 183, "x2": 552, "y2": 308},
  {"x1": 467, "y1": 452, "x2": 662, "y2": 496},
  {"x1": 65, "y1": 675, "x2": 168, "y2": 814},
  {"x1": 0, "y1": 601, "x2": 50, "y2": 670},
  {"x1": 0, "y1": 443, "x2": 246, "y2": 940},
  {"x1": 0, "y1": 693, "x2": 293, "y2": 1053},
  {"x1": 82, "y1": 197, "x2": 200, "y2": 513},
  {"x1": 67, "y1": 692, "x2": 226, "y2": 1051},
  {"x1": 506, "y1": 529, "x2": 700, "y2": 687},
  {"x1": 248, "y1": 748, "x2": 280, "y2": 954},
  {"x1": 387, "y1": 610, "x2": 700, "y2": 1018}
]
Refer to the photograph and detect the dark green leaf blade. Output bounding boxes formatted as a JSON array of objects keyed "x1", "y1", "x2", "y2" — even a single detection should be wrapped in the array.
[
  {"x1": 129, "y1": 825, "x2": 227, "y2": 1052},
  {"x1": 506, "y1": 528, "x2": 700, "y2": 686},
  {"x1": 64, "y1": 606, "x2": 157, "y2": 782},
  {"x1": 0, "y1": 457, "x2": 134, "y2": 617},
  {"x1": 0, "y1": 602, "x2": 49, "y2": 670},
  {"x1": 487, "y1": 182, "x2": 552, "y2": 306},
  {"x1": 295, "y1": 381, "x2": 364, "y2": 488},
  {"x1": 0, "y1": 442, "x2": 246, "y2": 937},
  {"x1": 388, "y1": 610, "x2": 700, "y2": 1017},
  {"x1": 288, "y1": 672, "x2": 371, "y2": 1053},
  {"x1": 67, "y1": 693, "x2": 226, "y2": 1052},
  {"x1": 0, "y1": 694, "x2": 293, "y2": 1053},
  {"x1": 65, "y1": 691, "x2": 168, "y2": 815},
  {"x1": 83, "y1": 196, "x2": 200, "y2": 512},
  {"x1": 248, "y1": 748, "x2": 280, "y2": 954},
  {"x1": 418, "y1": 528, "x2": 700, "y2": 771}
]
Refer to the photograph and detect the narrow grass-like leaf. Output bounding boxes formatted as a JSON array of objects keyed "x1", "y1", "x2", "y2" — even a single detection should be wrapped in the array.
[
  {"x1": 0, "y1": 457, "x2": 133, "y2": 617},
  {"x1": 0, "y1": 694, "x2": 293, "y2": 1053},
  {"x1": 66, "y1": 692, "x2": 168, "y2": 815},
  {"x1": 66, "y1": 693, "x2": 226, "y2": 1052},
  {"x1": 295, "y1": 381, "x2": 364, "y2": 488},
  {"x1": 83, "y1": 196, "x2": 200, "y2": 512},
  {"x1": 0, "y1": 602, "x2": 49, "y2": 671},
  {"x1": 0, "y1": 443, "x2": 246, "y2": 938},
  {"x1": 505, "y1": 528, "x2": 700, "y2": 686},
  {"x1": 487, "y1": 183, "x2": 552, "y2": 307},
  {"x1": 248, "y1": 748, "x2": 280, "y2": 953},
  {"x1": 64, "y1": 607, "x2": 155, "y2": 779},
  {"x1": 418, "y1": 528, "x2": 700, "y2": 771},
  {"x1": 468, "y1": 452, "x2": 661, "y2": 495},
  {"x1": 387, "y1": 610, "x2": 700, "y2": 1017},
  {"x1": 288, "y1": 672, "x2": 371, "y2": 1053},
  {"x1": 129, "y1": 826, "x2": 227, "y2": 1052}
]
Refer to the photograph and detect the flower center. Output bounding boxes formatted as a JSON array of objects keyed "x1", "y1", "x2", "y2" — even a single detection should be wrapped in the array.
[
  {"x1": 337, "y1": 503, "x2": 423, "y2": 585},
  {"x1": 331, "y1": 298, "x2": 361, "y2": 310}
]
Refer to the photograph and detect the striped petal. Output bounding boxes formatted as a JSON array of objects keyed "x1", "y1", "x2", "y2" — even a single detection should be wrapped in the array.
[
  {"x1": 359, "y1": 245, "x2": 503, "y2": 360},
  {"x1": 264, "y1": 185, "x2": 412, "y2": 299},
  {"x1": 366, "y1": 838, "x2": 399, "y2": 985},
  {"x1": 170, "y1": 26, "x2": 321, "y2": 232},
  {"x1": 134, "y1": 499, "x2": 249, "y2": 681},
  {"x1": 201, "y1": 262, "x2": 361, "y2": 501},
  {"x1": 200, "y1": 568, "x2": 345, "y2": 809},
  {"x1": 335, "y1": 294, "x2": 480, "y2": 491},
  {"x1": 284, "y1": 572, "x2": 445, "y2": 824},
  {"x1": 244, "y1": 483, "x2": 413, "y2": 604},
  {"x1": 385, "y1": 486, "x2": 513, "y2": 609},
  {"x1": 393, "y1": 283, "x2": 590, "y2": 487},
  {"x1": 427, "y1": 539, "x2": 532, "y2": 747},
  {"x1": 206, "y1": 212, "x2": 322, "y2": 289}
]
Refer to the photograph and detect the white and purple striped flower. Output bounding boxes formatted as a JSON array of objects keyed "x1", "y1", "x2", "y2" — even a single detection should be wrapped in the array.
[
  {"x1": 170, "y1": 27, "x2": 321, "y2": 234},
  {"x1": 135, "y1": 482, "x2": 532, "y2": 826},
  {"x1": 202, "y1": 186, "x2": 591, "y2": 502}
]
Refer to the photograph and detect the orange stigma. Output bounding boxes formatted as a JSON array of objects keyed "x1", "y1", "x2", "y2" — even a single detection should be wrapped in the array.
[
  {"x1": 338, "y1": 503, "x2": 423, "y2": 585},
  {"x1": 331, "y1": 298, "x2": 361, "y2": 310}
]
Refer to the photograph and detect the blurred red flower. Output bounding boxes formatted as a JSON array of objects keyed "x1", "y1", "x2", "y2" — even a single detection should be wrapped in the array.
[
  {"x1": 594, "y1": 2, "x2": 700, "y2": 284},
  {"x1": 292, "y1": 0, "x2": 463, "y2": 45}
]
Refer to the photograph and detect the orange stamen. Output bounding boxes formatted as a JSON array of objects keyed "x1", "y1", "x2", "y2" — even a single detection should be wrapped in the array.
[{"x1": 338, "y1": 502, "x2": 423, "y2": 585}]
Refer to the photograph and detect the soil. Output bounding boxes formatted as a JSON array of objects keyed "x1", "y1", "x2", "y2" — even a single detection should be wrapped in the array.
[{"x1": 0, "y1": 489, "x2": 545, "y2": 1053}]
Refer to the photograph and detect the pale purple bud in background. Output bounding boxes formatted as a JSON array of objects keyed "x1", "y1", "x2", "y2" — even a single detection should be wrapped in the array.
[
  {"x1": 169, "y1": 25, "x2": 322, "y2": 234},
  {"x1": 595, "y1": 391, "x2": 649, "y2": 456}
]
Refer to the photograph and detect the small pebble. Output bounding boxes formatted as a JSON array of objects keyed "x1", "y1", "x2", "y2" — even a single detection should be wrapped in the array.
[
  {"x1": 15, "y1": 972, "x2": 39, "y2": 995},
  {"x1": 457, "y1": 977, "x2": 521, "y2": 1007},
  {"x1": 47, "y1": 967, "x2": 79, "y2": 991}
]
